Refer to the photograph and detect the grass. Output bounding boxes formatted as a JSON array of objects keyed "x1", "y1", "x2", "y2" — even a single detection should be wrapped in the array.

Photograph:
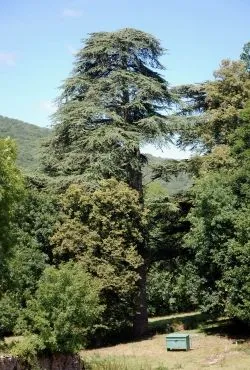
[
  {"x1": 2, "y1": 313, "x2": 250, "y2": 369},
  {"x1": 82, "y1": 312, "x2": 250, "y2": 370}
]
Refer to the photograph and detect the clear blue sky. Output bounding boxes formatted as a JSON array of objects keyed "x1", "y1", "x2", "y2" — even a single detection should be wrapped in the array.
[{"x1": 0, "y1": 0, "x2": 249, "y2": 158}]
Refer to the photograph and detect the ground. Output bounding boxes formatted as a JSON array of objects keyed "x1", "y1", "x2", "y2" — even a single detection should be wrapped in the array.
[
  {"x1": 2, "y1": 313, "x2": 250, "y2": 369},
  {"x1": 82, "y1": 313, "x2": 250, "y2": 370}
]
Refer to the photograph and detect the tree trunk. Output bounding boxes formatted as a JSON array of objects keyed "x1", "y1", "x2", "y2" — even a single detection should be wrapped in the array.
[
  {"x1": 130, "y1": 148, "x2": 149, "y2": 337},
  {"x1": 133, "y1": 262, "x2": 148, "y2": 337}
]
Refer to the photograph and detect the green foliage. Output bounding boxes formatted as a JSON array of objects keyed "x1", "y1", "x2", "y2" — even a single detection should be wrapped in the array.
[
  {"x1": 0, "y1": 293, "x2": 21, "y2": 337},
  {"x1": 15, "y1": 262, "x2": 103, "y2": 353},
  {"x1": 0, "y1": 175, "x2": 57, "y2": 337},
  {"x1": 0, "y1": 115, "x2": 50, "y2": 171},
  {"x1": 0, "y1": 139, "x2": 48, "y2": 337},
  {"x1": 176, "y1": 60, "x2": 250, "y2": 152},
  {"x1": 51, "y1": 178, "x2": 146, "y2": 338},
  {"x1": 171, "y1": 59, "x2": 250, "y2": 323},
  {"x1": 43, "y1": 28, "x2": 173, "y2": 188},
  {"x1": 149, "y1": 158, "x2": 192, "y2": 194},
  {"x1": 147, "y1": 262, "x2": 199, "y2": 316},
  {"x1": 7, "y1": 230, "x2": 46, "y2": 298},
  {"x1": 145, "y1": 183, "x2": 197, "y2": 316},
  {"x1": 0, "y1": 138, "x2": 24, "y2": 295},
  {"x1": 185, "y1": 98, "x2": 250, "y2": 320},
  {"x1": 146, "y1": 190, "x2": 191, "y2": 263},
  {"x1": 185, "y1": 171, "x2": 235, "y2": 315},
  {"x1": 0, "y1": 138, "x2": 23, "y2": 248},
  {"x1": 11, "y1": 334, "x2": 45, "y2": 367},
  {"x1": 185, "y1": 167, "x2": 250, "y2": 320},
  {"x1": 14, "y1": 179, "x2": 58, "y2": 261},
  {"x1": 240, "y1": 41, "x2": 250, "y2": 71},
  {"x1": 230, "y1": 101, "x2": 250, "y2": 160},
  {"x1": 144, "y1": 155, "x2": 192, "y2": 195},
  {"x1": 42, "y1": 28, "x2": 176, "y2": 337},
  {"x1": 203, "y1": 60, "x2": 250, "y2": 147},
  {"x1": 0, "y1": 231, "x2": 46, "y2": 336}
]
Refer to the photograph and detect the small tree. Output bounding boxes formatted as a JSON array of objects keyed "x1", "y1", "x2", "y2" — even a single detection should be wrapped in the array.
[{"x1": 15, "y1": 262, "x2": 103, "y2": 353}]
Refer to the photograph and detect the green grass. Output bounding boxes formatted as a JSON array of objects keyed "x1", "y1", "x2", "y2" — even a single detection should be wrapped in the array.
[{"x1": 84, "y1": 355, "x2": 171, "y2": 370}]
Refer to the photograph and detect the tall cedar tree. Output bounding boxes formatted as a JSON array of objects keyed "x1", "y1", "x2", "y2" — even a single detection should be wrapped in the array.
[{"x1": 43, "y1": 28, "x2": 172, "y2": 336}]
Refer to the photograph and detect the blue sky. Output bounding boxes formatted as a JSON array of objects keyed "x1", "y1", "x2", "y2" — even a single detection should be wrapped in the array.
[{"x1": 0, "y1": 0, "x2": 249, "y2": 158}]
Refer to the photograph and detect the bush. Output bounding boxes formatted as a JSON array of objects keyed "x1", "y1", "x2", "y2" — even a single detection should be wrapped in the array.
[{"x1": 15, "y1": 262, "x2": 104, "y2": 354}]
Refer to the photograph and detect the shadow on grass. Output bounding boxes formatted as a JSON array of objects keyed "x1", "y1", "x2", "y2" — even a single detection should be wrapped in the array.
[
  {"x1": 89, "y1": 312, "x2": 208, "y2": 348},
  {"x1": 201, "y1": 318, "x2": 250, "y2": 340},
  {"x1": 148, "y1": 312, "x2": 210, "y2": 335},
  {"x1": 90, "y1": 312, "x2": 250, "y2": 349},
  {"x1": 148, "y1": 312, "x2": 250, "y2": 341}
]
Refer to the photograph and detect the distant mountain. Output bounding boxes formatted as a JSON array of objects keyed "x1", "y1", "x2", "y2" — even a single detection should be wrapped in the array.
[
  {"x1": 0, "y1": 115, "x2": 50, "y2": 171},
  {"x1": 143, "y1": 154, "x2": 192, "y2": 195}
]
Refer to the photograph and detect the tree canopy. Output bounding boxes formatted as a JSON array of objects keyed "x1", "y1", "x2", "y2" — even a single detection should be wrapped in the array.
[{"x1": 43, "y1": 28, "x2": 173, "y2": 189}]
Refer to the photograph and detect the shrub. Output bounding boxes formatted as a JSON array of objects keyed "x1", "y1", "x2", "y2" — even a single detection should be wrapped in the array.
[{"x1": 15, "y1": 262, "x2": 104, "y2": 354}]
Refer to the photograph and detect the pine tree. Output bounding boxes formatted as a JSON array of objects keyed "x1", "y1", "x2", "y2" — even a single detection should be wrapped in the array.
[{"x1": 44, "y1": 28, "x2": 173, "y2": 336}]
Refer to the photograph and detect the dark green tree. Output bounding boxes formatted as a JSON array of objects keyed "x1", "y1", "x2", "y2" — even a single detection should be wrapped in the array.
[
  {"x1": 51, "y1": 178, "x2": 147, "y2": 340},
  {"x1": 44, "y1": 28, "x2": 172, "y2": 189},
  {"x1": 0, "y1": 139, "x2": 46, "y2": 336},
  {"x1": 156, "y1": 59, "x2": 250, "y2": 322},
  {"x1": 0, "y1": 230, "x2": 46, "y2": 337},
  {"x1": 183, "y1": 88, "x2": 250, "y2": 321},
  {"x1": 43, "y1": 28, "x2": 173, "y2": 336},
  {"x1": 145, "y1": 188, "x2": 198, "y2": 316},
  {"x1": 14, "y1": 175, "x2": 58, "y2": 263}
]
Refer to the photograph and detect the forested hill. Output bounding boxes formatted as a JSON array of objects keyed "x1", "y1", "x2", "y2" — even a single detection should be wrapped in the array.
[
  {"x1": 0, "y1": 115, "x2": 50, "y2": 171},
  {"x1": 144, "y1": 154, "x2": 192, "y2": 195},
  {"x1": 0, "y1": 114, "x2": 190, "y2": 193}
]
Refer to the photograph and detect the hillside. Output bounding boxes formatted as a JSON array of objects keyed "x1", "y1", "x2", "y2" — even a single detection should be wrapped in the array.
[
  {"x1": 143, "y1": 154, "x2": 192, "y2": 195},
  {"x1": 0, "y1": 115, "x2": 190, "y2": 193},
  {"x1": 0, "y1": 115, "x2": 50, "y2": 171}
]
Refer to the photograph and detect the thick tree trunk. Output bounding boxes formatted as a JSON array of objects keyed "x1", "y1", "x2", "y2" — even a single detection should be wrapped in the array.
[
  {"x1": 133, "y1": 262, "x2": 148, "y2": 337},
  {"x1": 130, "y1": 148, "x2": 148, "y2": 337}
]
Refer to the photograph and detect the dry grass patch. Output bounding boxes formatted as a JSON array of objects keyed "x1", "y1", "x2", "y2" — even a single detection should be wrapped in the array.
[{"x1": 82, "y1": 331, "x2": 250, "y2": 369}]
